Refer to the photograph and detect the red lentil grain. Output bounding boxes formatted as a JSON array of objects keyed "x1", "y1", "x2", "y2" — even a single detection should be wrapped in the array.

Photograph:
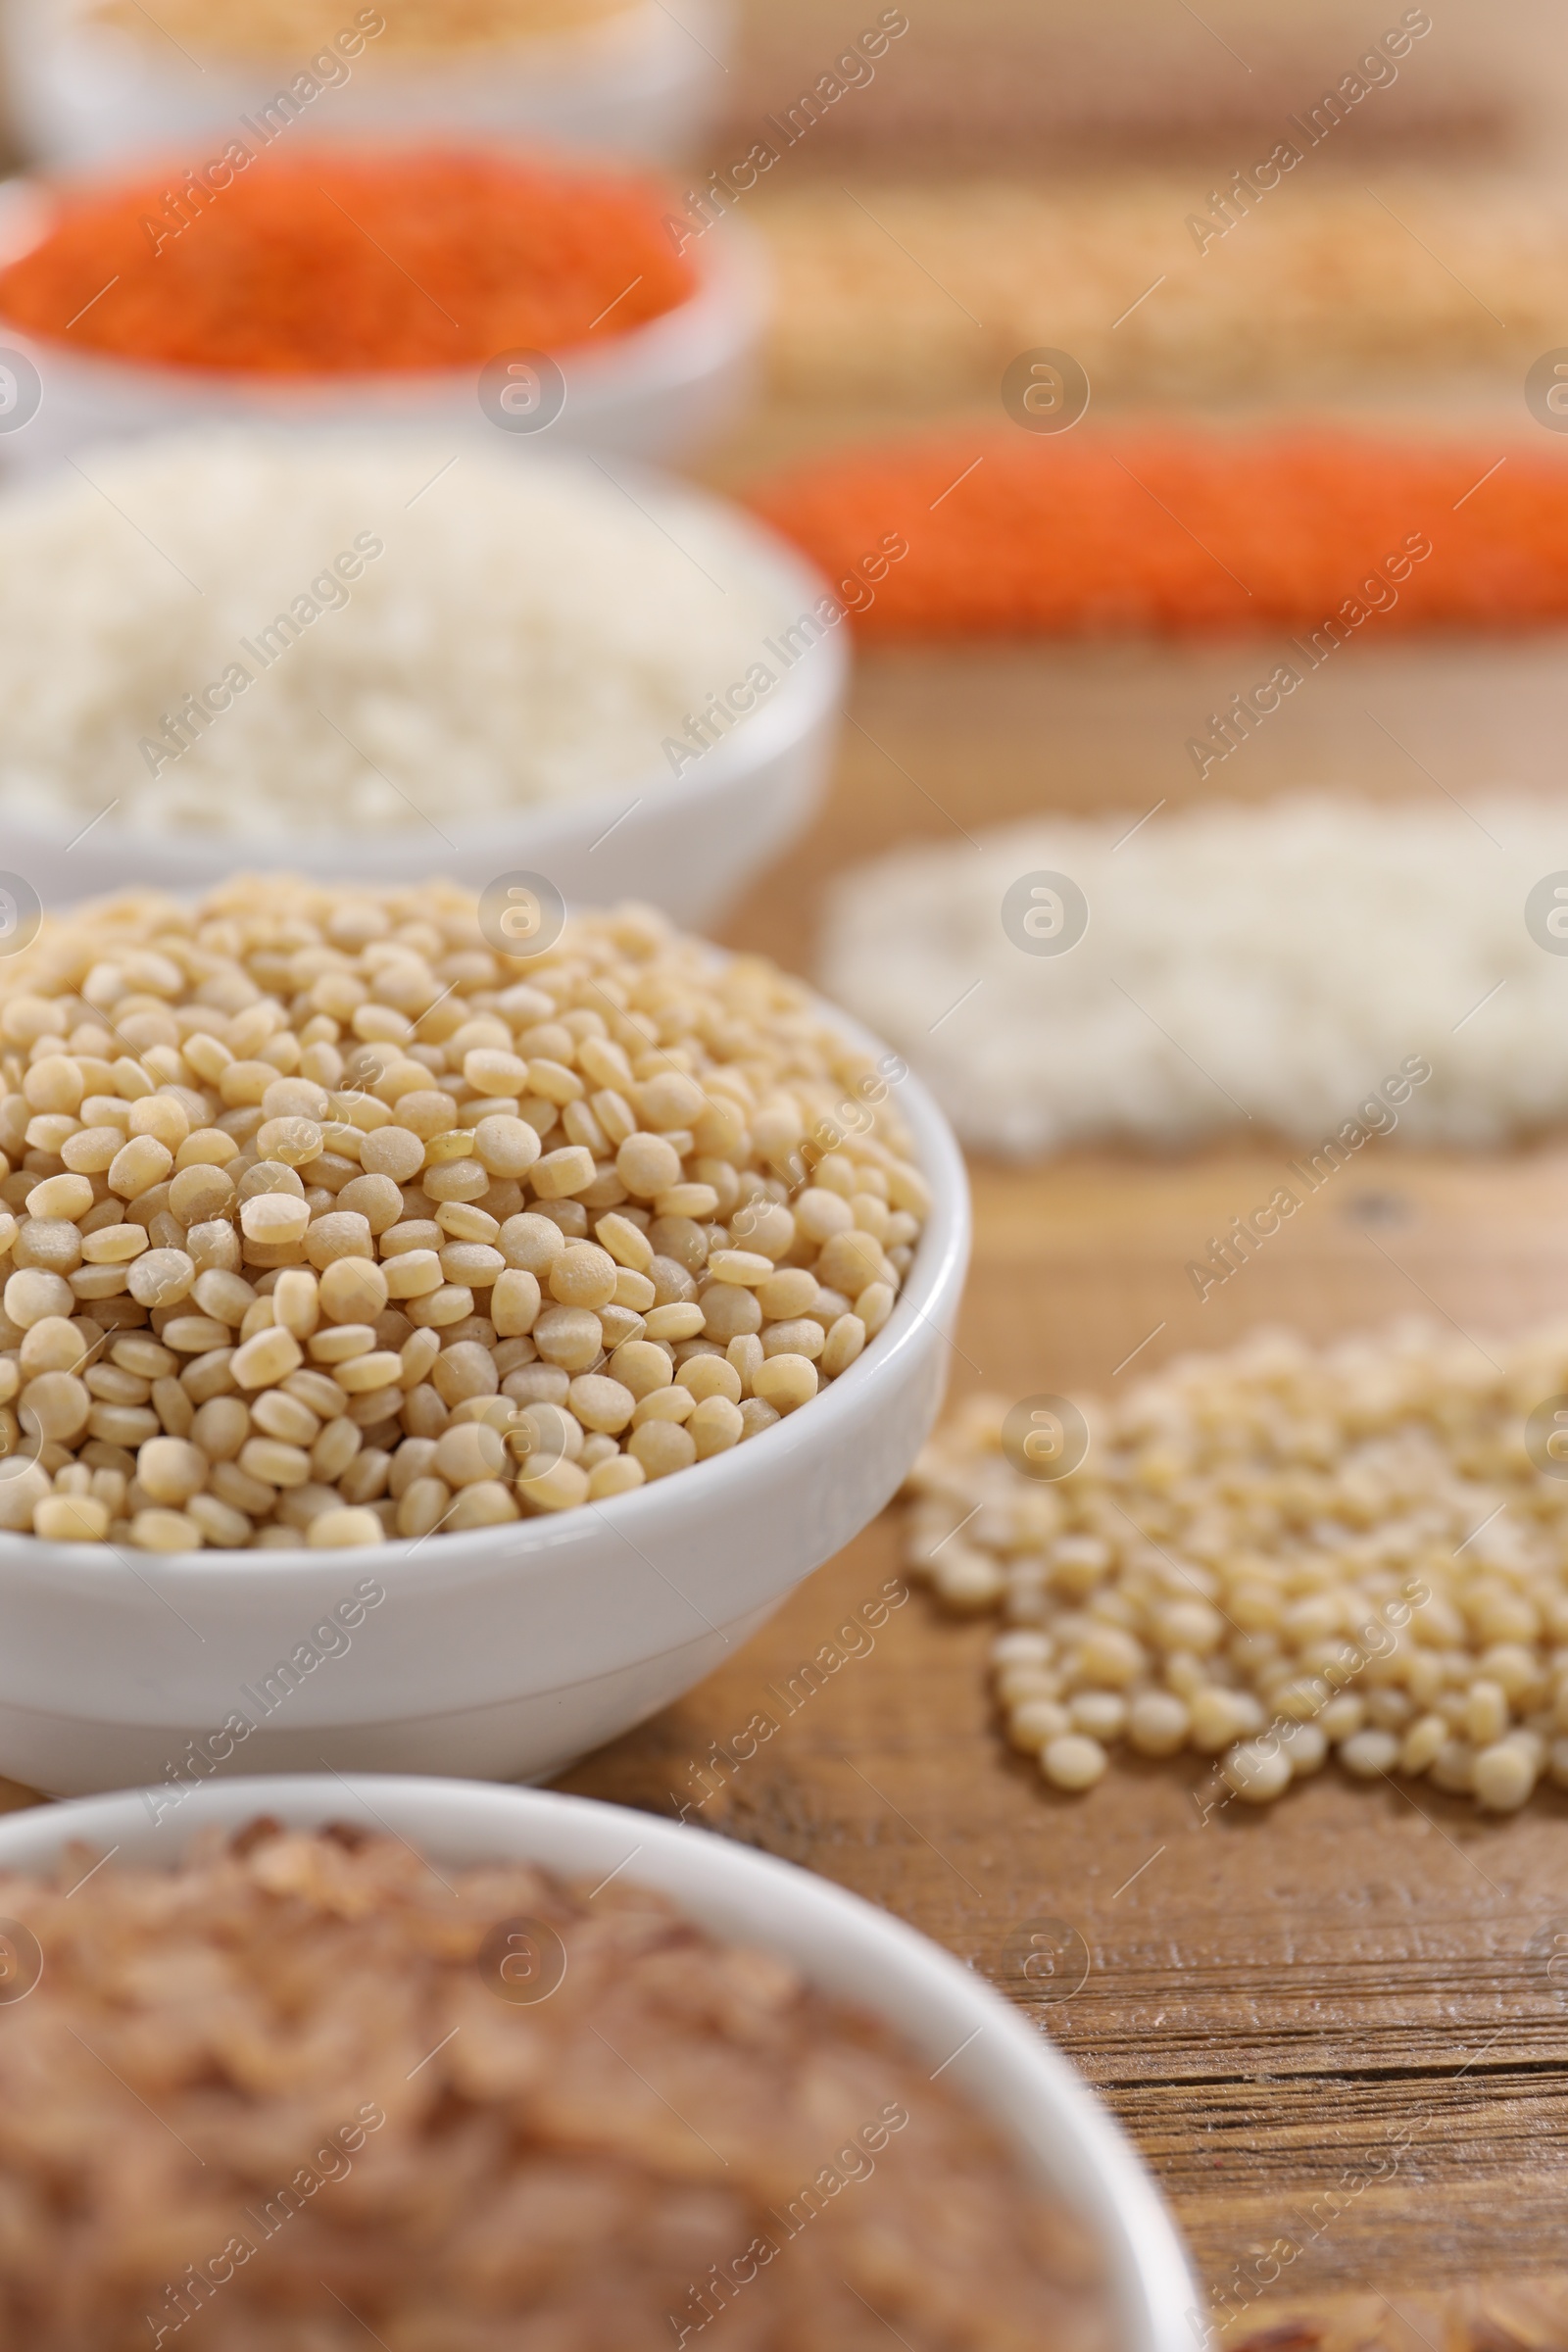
[
  {"x1": 0, "y1": 150, "x2": 696, "y2": 374},
  {"x1": 748, "y1": 428, "x2": 1568, "y2": 640}
]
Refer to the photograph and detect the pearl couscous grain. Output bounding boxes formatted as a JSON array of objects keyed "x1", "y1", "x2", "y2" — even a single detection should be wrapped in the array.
[
  {"x1": 0, "y1": 880, "x2": 925, "y2": 1550},
  {"x1": 906, "y1": 1321, "x2": 1568, "y2": 1814}
]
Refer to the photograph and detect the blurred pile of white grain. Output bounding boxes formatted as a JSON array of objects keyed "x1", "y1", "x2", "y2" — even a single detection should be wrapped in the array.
[{"x1": 819, "y1": 797, "x2": 1568, "y2": 1154}]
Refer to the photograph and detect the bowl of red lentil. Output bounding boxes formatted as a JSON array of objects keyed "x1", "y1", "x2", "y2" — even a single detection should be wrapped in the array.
[
  {"x1": 0, "y1": 880, "x2": 969, "y2": 1796},
  {"x1": 0, "y1": 145, "x2": 763, "y2": 470},
  {"x1": 0, "y1": 1776, "x2": 1197, "y2": 2349},
  {"x1": 1, "y1": 0, "x2": 727, "y2": 171}
]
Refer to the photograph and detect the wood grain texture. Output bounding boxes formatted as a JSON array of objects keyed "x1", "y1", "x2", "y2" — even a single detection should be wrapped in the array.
[
  {"x1": 0, "y1": 104, "x2": 1560, "y2": 2321},
  {"x1": 701, "y1": 635, "x2": 1568, "y2": 985},
  {"x1": 710, "y1": 0, "x2": 1526, "y2": 165},
  {"x1": 0, "y1": 630, "x2": 1561, "y2": 2340},
  {"x1": 556, "y1": 638, "x2": 1568, "y2": 2334},
  {"x1": 561, "y1": 1144, "x2": 1568, "y2": 2333},
  {"x1": 1, "y1": 641, "x2": 1562, "y2": 2334}
]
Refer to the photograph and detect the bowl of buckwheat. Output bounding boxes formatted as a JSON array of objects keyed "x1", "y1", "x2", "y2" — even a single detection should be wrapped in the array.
[{"x1": 0, "y1": 1775, "x2": 1194, "y2": 2350}]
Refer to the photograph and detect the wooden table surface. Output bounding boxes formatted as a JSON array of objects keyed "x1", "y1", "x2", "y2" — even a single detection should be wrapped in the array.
[
  {"x1": 0, "y1": 9, "x2": 1562, "y2": 2326},
  {"x1": 564, "y1": 634, "x2": 1568, "y2": 2346},
  {"x1": 0, "y1": 393, "x2": 1559, "y2": 2346},
  {"x1": 564, "y1": 1139, "x2": 1568, "y2": 2350},
  {"x1": 4, "y1": 633, "x2": 1565, "y2": 2345}
]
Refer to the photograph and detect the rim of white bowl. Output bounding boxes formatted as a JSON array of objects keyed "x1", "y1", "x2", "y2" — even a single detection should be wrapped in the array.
[
  {"x1": 0, "y1": 1774, "x2": 1200, "y2": 2348},
  {"x1": 37, "y1": 0, "x2": 718, "y2": 84},
  {"x1": 0, "y1": 166, "x2": 761, "y2": 408},
  {"x1": 0, "y1": 435, "x2": 844, "y2": 887},
  {"x1": 0, "y1": 986, "x2": 971, "y2": 1590}
]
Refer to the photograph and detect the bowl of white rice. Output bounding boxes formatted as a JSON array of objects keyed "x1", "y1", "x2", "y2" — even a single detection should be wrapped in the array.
[{"x1": 0, "y1": 430, "x2": 845, "y2": 926}]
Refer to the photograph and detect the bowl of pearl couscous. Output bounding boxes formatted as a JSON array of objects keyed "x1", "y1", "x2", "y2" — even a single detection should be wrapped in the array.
[{"x1": 0, "y1": 875, "x2": 968, "y2": 1794}]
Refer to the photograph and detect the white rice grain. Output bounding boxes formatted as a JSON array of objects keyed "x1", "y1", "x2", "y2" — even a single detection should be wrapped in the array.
[
  {"x1": 0, "y1": 432, "x2": 788, "y2": 839},
  {"x1": 820, "y1": 795, "x2": 1568, "y2": 1152}
]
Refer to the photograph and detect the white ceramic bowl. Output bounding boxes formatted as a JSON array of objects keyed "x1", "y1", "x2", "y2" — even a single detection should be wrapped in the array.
[
  {"x1": 0, "y1": 1019, "x2": 969, "y2": 1798},
  {"x1": 0, "y1": 1774, "x2": 1199, "y2": 2348},
  {"x1": 0, "y1": 452, "x2": 841, "y2": 930},
  {"x1": 0, "y1": 0, "x2": 728, "y2": 168},
  {"x1": 0, "y1": 175, "x2": 764, "y2": 475}
]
